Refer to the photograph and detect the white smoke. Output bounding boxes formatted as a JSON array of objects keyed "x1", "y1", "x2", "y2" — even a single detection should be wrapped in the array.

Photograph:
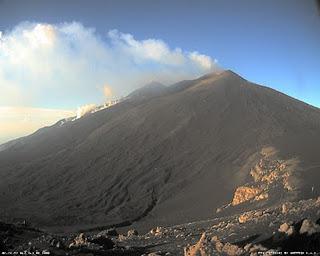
[{"x1": 76, "y1": 104, "x2": 97, "y2": 119}]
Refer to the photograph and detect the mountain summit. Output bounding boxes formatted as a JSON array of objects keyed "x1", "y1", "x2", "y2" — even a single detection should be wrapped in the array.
[
  {"x1": 128, "y1": 81, "x2": 167, "y2": 99},
  {"x1": 0, "y1": 71, "x2": 320, "y2": 233}
]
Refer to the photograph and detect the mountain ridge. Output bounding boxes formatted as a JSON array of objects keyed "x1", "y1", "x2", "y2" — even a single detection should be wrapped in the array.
[{"x1": 0, "y1": 70, "x2": 320, "y2": 233}]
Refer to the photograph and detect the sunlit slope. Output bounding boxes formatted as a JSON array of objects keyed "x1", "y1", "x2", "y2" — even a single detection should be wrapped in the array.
[{"x1": 0, "y1": 70, "x2": 320, "y2": 232}]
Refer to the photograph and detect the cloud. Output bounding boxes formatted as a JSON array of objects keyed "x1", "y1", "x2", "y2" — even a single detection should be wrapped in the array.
[
  {"x1": 107, "y1": 29, "x2": 186, "y2": 66},
  {"x1": 0, "y1": 107, "x2": 75, "y2": 144},
  {"x1": 23, "y1": 24, "x2": 56, "y2": 48},
  {"x1": 0, "y1": 22, "x2": 220, "y2": 143},
  {"x1": 0, "y1": 22, "x2": 220, "y2": 109}
]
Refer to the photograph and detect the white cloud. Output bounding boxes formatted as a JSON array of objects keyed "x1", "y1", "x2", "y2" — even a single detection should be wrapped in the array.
[
  {"x1": 107, "y1": 29, "x2": 185, "y2": 66},
  {"x1": 23, "y1": 23, "x2": 56, "y2": 48},
  {"x1": 0, "y1": 22, "x2": 220, "y2": 109},
  {"x1": 0, "y1": 22, "x2": 220, "y2": 143}
]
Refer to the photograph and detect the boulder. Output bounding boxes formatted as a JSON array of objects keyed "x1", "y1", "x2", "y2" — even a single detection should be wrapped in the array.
[
  {"x1": 69, "y1": 233, "x2": 87, "y2": 248},
  {"x1": 278, "y1": 223, "x2": 295, "y2": 236},
  {"x1": 223, "y1": 243, "x2": 245, "y2": 255},
  {"x1": 127, "y1": 229, "x2": 138, "y2": 237},
  {"x1": 184, "y1": 233, "x2": 216, "y2": 256},
  {"x1": 185, "y1": 233, "x2": 245, "y2": 256},
  {"x1": 299, "y1": 219, "x2": 320, "y2": 235}
]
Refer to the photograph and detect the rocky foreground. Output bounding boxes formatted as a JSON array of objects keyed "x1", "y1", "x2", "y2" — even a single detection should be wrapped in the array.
[{"x1": 1, "y1": 197, "x2": 320, "y2": 255}]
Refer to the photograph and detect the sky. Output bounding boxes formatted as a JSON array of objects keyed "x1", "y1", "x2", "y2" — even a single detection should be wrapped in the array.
[{"x1": 0, "y1": 0, "x2": 319, "y2": 143}]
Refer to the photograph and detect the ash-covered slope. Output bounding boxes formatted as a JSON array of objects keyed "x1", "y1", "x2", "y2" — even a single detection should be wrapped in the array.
[{"x1": 0, "y1": 70, "x2": 320, "y2": 233}]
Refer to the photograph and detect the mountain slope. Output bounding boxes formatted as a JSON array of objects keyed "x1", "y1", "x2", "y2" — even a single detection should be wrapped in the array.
[
  {"x1": 0, "y1": 70, "x2": 320, "y2": 232},
  {"x1": 127, "y1": 81, "x2": 167, "y2": 99}
]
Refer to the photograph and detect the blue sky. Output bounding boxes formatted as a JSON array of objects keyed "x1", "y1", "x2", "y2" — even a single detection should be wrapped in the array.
[{"x1": 0, "y1": 0, "x2": 319, "y2": 143}]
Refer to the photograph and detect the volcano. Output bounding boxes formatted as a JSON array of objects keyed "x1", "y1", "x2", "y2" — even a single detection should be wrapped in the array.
[{"x1": 1, "y1": 70, "x2": 320, "y2": 234}]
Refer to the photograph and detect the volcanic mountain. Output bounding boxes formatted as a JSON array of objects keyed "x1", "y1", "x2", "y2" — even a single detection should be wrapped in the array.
[{"x1": 0, "y1": 70, "x2": 320, "y2": 233}]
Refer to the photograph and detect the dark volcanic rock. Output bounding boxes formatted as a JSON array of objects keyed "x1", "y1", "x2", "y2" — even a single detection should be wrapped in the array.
[
  {"x1": 260, "y1": 218, "x2": 320, "y2": 253},
  {"x1": 1, "y1": 70, "x2": 320, "y2": 233},
  {"x1": 90, "y1": 236, "x2": 115, "y2": 249},
  {"x1": 0, "y1": 240, "x2": 6, "y2": 253}
]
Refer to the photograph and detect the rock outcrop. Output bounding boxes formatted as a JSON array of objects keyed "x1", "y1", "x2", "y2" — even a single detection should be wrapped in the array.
[
  {"x1": 228, "y1": 149, "x2": 298, "y2": 209},
  {"x1": 232, "y1": 186, "x2": 262, "y2": 206},
  {"x1": 299, "y1": 219, "x2": 320, "y2": 235},
  {"x1": 184, "y1": 233, "x2": 216, "y2": 256},
  {"x1": 184, "y1": 233, "x2": 245, "y2": 256},
  {"x1": 69, "y1": 233, "x2": 87, "y2": 248},
  {"x1": 127, "y1": 229, "x2": 139, "y2": 237}
]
